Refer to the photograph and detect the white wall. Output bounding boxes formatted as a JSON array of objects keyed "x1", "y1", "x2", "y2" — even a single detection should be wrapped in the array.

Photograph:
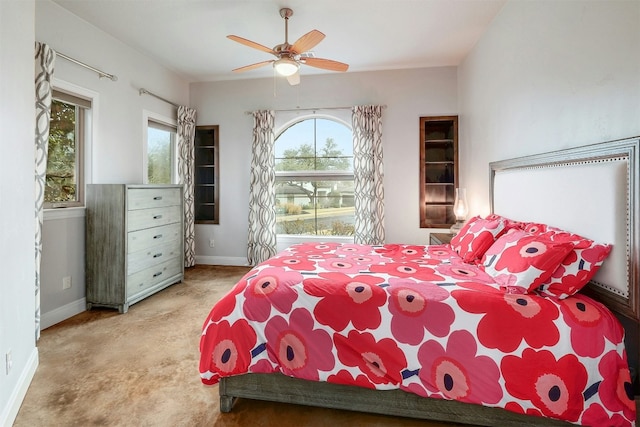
[
  {"x1": 36, "y1": 0, "x2": 190, "y2": 183},
  {"x1": 190, "y1": 67, "x2": 458, "y2": 263},
  {"x1": 458, "y1": 0, "x2": 640, "y2": 216},
  {"x1": 35, "y1": 0, "x2": 191, "y2": 328},
  {"x1": 0, "y1": 1, "x2": 39, "y2": 425}
]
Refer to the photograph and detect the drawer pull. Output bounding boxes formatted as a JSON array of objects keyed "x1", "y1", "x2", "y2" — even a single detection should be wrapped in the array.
[
  {"x1": 153, "y1": 253, "x2": 163, "y2": 258},
  {"x1": 153, "y1": 272, "x2": 163, "y2": 278},
  {"x1": 153, "y1": 215, "x2": 163, "y2": 220},
  {"x1": 153, "y1": 234, "x2": 163, "y2": 239},
  {"x1": 153, "y1": 196, "x2": 163, "y2": 200}
]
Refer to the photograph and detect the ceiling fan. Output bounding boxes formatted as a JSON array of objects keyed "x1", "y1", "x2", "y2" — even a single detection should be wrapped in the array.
[{"x1": 227, "y1": 8, "x2": 349, "y2": 85}]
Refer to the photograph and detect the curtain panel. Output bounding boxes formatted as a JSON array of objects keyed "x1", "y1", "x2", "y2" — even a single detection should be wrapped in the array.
[
  {"x1": 177, "y1": 105, "x2": 197, "y2": 267},
  {"x1": 352, "y1": 105, "x2": 385, "y2": 245},
  {"x1": 247, "y1": 110, "x2": 277, "y2": 265},
  {"x1": 34, "y1": 42, "x2": 56, "y2": 340}
]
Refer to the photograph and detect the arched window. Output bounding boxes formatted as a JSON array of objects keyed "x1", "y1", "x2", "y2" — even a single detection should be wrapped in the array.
[{"x1": 275, "y1": 117, "x2": 354, "y2": 236}]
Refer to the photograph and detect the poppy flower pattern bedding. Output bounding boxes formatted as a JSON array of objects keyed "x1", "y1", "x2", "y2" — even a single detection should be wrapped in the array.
[{"x1": 199, "y1": 241, "x2": 636, "y2": 426}]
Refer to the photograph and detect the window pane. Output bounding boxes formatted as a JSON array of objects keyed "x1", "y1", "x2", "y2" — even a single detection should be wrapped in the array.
[
  {"x1": 275, "y1": 119, "x2": 353, "y2": 172},
  {"x1": 274, "y1": 120, "x2": 314, "y2": 159},
  {"x1": 275, "y1": 118, "x2": 354, "y2": 236},
  {"x1": 275, "y1": 179, "x2": 355, "y2": 236},
  {"x1": 315, "y1": 119, "x2": 353, "y2": 171},
  {"x1": 46, "y1": 100, "x2": 78, "y2": 203},
  {"x1": 147, "y1": 126, "x2": 172, "y2": 184}
]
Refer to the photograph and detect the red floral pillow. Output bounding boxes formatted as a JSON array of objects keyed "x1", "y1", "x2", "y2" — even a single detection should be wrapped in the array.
[
  {"x1": 480, "y1": 229, "x2": 575, "y2": 293},
  {"x1": 538, "y1": 242, "x2": 612, "y2": 299},
  {"x1": 523, "y1": 223, "x2": 592, "y2": 249},
  {"x1": 449, "y1": 216, "x2": 506, "y2": 263},
  {"x1": 522, "y1": 222, "x2": 613, "y2": 298},
  {"x1": 485, "y1": 214, "x2": 525, "y2": 233}
]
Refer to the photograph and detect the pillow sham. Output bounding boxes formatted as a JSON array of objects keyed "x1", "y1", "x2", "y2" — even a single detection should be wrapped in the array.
[
  {"x1": 523, "y1": 222, "x2": 593, "y2": 249},
  {"x1": 522, "y1": 222, "x2": 613, "y2": 298},
  {"x1": 480, "y1": 229, "x2": 575, "y2": 294},
  {"x1": 485, "y1": 214, "x2": 525, "y2": 233},
  {"x1": 449, "y1": 216, "x2": 506, "y2": 263},
  {"x1": 537, "y1": 242, "x2": 612, "y2": 299}
]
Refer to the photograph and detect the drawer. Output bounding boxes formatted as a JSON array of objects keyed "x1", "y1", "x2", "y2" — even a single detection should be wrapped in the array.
[
  {"x1": 128, "y1": 222, "x2": 181, "y2": 253},
  {"x1": 126, "y1": 256, "x2": 182, "y2": 298},
  {"x1": 127, "y1": 240, "x2": 182, "y2": 275},
  {"x1": 127, "y1": 187, "x2": 182, "y2": 210},
  {"x1": 128, "y1": 205, "x2": 182, "y2": 232}
]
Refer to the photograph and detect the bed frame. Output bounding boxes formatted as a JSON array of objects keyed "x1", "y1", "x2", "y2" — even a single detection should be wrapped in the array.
[{"x1": 219, "y1": 136, "x2": 640, "y2": 426}]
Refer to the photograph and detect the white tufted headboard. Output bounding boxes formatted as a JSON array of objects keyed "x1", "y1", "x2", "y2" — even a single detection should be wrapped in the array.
[{"x1": 490, "y1": 137, "x2": 639, "y2": 319}]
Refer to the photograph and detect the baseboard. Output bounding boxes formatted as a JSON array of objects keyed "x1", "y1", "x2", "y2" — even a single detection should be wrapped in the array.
[
  {"x1": 41, "y1": 298, "x2": 86, "y2": 330},
  {"x1": 0, "y1": 347, "x2": 38, "y2": 427},
  {"x1": 195, "y1": 255, "x2": 249, "y2": 266}
]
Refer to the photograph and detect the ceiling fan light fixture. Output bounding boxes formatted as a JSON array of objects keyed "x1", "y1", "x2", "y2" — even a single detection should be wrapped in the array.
[{"x1": 273, "y1": 57, "x2": 299, "y2": 76}]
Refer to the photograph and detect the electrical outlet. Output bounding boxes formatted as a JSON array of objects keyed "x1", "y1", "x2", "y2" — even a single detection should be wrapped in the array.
[
  {"x1": 209, "y1": 238, "x2": 215, "y2": 248},
  {"x1": 6, "y1": 350, "x2": 12, "y2": 375},
  {"x1": 63, "y1": 276, "x2": 72, "y2": 290}
]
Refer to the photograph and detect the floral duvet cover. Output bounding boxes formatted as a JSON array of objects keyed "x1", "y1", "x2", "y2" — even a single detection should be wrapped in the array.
[{"x1": 199, "y1": 243, "x2": 636, "y2": 426}]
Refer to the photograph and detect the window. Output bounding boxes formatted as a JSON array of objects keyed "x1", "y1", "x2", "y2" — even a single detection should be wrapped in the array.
[
  {"x1": 275, "y1": 117, "x2": 354, "y2": 236},
  {"x1": 194, "y1": 125, "x2": 220, "y2": 224},
  {"x1": 45, "y1": 90, "x2": 90, "y2": 208},
  {"x1": 146, "y1": 118, "x2": 177, "y2": 184}
]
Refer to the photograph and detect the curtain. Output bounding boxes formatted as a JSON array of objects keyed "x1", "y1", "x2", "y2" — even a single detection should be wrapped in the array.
[
  {"x1": 34, "y1": 42, "x2": 56, "y2": 341},
  {"x1": 247, "y1": 110, "x2": 277, "y2": 265},
  {"x1": 352, "y1": 105, "x2": 385, "y2": 245},
  {"x1": 177, "y1": 106, "x2": 197, "y2": 267}
]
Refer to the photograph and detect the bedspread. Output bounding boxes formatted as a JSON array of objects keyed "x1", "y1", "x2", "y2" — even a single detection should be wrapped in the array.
[{"x1": 199, "y1": 243, "x2": 636, "y2": 426}]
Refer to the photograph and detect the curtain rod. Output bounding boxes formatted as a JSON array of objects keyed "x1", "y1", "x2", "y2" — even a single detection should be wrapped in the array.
[
  {"x1": 138, "y1": 88, "x2": 180, "y2": 108},
  {"x1": 56, "y1": 51, "x2": 118, "y2": 82},
  {"x1": 244, "y1": 105, "x2": 387, "y2": 115}
]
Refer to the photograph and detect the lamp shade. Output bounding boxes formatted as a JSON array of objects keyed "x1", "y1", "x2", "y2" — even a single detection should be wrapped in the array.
[
  {"x1": 273, "y1": 58, "x2": 299, "y2": 76},
  {"x1": 450, "y1": 188, "x2": 469, "y2": 234},
  {"x1": 453, "y1": 188, "x2": 469, "y2": 220}
]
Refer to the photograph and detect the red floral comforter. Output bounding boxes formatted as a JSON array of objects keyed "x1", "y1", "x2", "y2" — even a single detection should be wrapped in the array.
[{"x1": 199, "y1": 243, "x2": 636, "y2": 426}]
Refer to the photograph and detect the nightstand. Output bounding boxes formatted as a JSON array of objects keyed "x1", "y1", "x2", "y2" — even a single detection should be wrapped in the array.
[{"x1": 429, "y1": 232, "x2": 455, "y2": 245}]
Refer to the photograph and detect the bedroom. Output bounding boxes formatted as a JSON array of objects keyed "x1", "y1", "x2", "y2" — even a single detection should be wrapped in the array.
[{"x1": 1, "y1": 0, "x2": 638, "y2": 425}]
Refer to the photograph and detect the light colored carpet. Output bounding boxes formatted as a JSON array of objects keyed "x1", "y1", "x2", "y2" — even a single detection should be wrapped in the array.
[{"x1": 14, "y1": 265, "x2": 457, "y2": 427}]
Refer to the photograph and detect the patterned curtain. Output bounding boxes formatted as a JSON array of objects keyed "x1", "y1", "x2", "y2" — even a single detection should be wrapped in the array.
[
  {"x1": 247, "y1": 110, "x2": 277, "y2": 265},
  {"x1": 34, "y1": 42, "x2": 56, "y2": 340},
  {"x1": 177, "y1": 106, "x2": 197, "y2": 267},
  {"x1": 352, "y1": 105, "x2": 385, "y2": 245}
]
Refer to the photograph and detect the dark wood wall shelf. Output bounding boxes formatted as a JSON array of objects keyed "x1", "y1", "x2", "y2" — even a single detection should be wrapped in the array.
[
  {"x1": 419, "y1": 116, "x2": 458, "y2": 228},
  {"x1": 194, "y1": 125, "x2": 220, "y2": 224}
]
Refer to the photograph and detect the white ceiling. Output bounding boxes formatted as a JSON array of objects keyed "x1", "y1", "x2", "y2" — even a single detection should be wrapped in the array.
[{"x1": 51, "y1": 0, "x2": 507, "y2": 83}]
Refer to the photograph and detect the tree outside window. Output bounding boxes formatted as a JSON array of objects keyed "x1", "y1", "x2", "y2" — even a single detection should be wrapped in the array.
[
  {"x1": 45, "y1": 93, "x2": 87, "y2": 208},
  {"x1": 147, "y1": 120, "x2": 176, "y2": 184}
]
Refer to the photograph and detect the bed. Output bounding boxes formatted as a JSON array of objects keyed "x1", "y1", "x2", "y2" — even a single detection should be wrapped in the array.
[{"x1": 200, "y1": 136, "x2": 639, "y2": 426}]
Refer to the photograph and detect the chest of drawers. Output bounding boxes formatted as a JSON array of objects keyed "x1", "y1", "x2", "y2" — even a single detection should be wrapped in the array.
[{"x1": 86, "y1": 184, "x2": 184, "y2": 313}]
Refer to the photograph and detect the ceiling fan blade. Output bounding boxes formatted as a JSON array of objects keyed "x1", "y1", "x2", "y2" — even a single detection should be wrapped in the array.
[
  {"x1": 286, "y1": 71, "x2": 300, "y2": 86},
  {"x1": 227, "y1": 35, "x2": 275, "y2": 55},
  {"x1": 290, "y1": 30, "x2": 325, "y2": 55},
  {"x1": 303, "y1": 57, "x2": 349, "y2": 72},
  {"x1": 232, "y1": 60, "x2": 273, "y2": 72}
]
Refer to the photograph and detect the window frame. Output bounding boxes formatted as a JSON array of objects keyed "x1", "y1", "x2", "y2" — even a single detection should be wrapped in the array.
[
  {"x1": 44, "y1": 79, "x2": 96, "y2": 214},
  {"x1": 142, "y1": 110, "x2": 177, "y2": 185},
  {"x1": 274, "y1": 115, "x2": 355, "y2": 237}
]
